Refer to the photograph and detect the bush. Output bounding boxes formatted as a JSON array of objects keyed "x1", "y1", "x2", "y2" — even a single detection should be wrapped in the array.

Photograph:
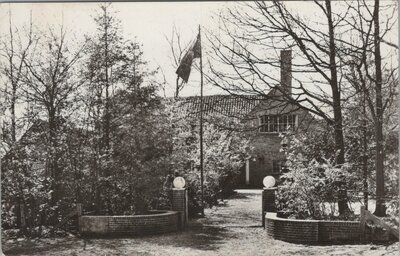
[
  {"x1": 277, "y1": 129, "x2": 357, "y2": 220},
  {"x1": 277, "y1": 158, "x2": 355, "y2": 219},
  {"x1": 1, "y1": 122, "x2": 74, "y2": 234}
]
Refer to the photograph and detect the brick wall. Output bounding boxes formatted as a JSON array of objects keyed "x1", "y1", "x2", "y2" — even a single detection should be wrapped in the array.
[
  {"x1": 172, "y1": 188, "x2": 188, "y2": 228},
  {"x1": 318, "y1": 221, "x2": 361, "y2": 242},
  {"x1": 172, "y1": 189, "x2": 186, "y2": 212},
  {"x1": 265, "y1": 212, "x2": 361, "y2": 243},
  {"x1": 265, "y1": 213, "x2": 319, "y2": 243},
  {"x1": 262, "y1": 189, "x2": 276, "y2": 213},
  {"x1": 79, "y1": 211, "x2": 179, "y2": 237}
]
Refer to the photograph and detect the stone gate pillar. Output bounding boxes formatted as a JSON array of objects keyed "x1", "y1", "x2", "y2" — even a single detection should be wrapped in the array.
[
  {"x1": 172, "y1": 176, "x2": 188, "y2": 229},
  {"x1": 262, "y1": 188, "x2": 277, "y2": 228},
  {"x1": 261, "y1": 176, "x2": 277, "y2": 228},
  {"x1": 172, "y1": 188, "x2": 188, "y2": 229}
]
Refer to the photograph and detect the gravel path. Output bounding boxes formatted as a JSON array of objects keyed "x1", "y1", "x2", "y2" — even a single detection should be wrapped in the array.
[{"x1": 2, "y1": 189, "x2": 398, "y2": 255}]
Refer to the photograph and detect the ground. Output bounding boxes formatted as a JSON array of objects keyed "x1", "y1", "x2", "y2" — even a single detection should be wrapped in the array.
[{"x1": 2, "y1": 190, "x2": 398, "y2": 256}]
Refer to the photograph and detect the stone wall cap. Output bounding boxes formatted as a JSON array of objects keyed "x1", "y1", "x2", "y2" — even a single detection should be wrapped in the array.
[
  {"x1": 265, "y1": 212, "x2": 359, "y2": 224},
  {"x1": 81, "y1": 210, "x2": 179, "y2": 218}
]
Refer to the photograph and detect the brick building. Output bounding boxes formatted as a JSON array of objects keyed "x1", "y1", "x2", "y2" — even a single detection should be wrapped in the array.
[{"x1": 178, "y1": 50, "x2": 313, "y2": 188}]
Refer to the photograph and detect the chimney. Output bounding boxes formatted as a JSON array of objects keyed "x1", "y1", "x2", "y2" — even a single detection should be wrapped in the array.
[{"x1": 280, "y1": 49, "x2": 292, "y2": 95}]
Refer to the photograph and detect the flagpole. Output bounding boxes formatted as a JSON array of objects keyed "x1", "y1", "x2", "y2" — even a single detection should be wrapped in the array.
[{"x1": 199, "y1": 25, "x2": 205, "y2": 217}]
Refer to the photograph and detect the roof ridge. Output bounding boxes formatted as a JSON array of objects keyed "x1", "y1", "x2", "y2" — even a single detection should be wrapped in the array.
[
  {"x1": 172, "y1": 94, "x2": 267, "y2": 99},
  {"x1": 173, "y1": 94, "x2": 267, "y2": 119}
]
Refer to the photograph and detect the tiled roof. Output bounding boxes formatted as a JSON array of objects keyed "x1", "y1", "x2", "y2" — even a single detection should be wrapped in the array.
[{"x1": 176, "y1": 94, "x2": 266, "y2": 119}]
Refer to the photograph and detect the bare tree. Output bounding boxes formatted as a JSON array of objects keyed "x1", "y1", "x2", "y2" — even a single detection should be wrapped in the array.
[
  {"x1": 21, "y1": 25, "x2": 86, "y2": 206},
  {"x1": 206, "y1": 1, "x2": 352, "y2": 214},
  {"x1": 341, "y1": 0, "x2": 397, "y2": 216},
  {"x1": 372, "y1": 0, "x2": 385, "y2": 217},
  {"x1": 0, "y1": 9, "x2": 36, "y2": 144}
]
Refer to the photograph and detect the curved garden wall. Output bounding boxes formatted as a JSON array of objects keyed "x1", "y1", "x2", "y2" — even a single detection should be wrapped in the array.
[
  {"x1": 265, "y1": 212, "x2": 361, "y2": 243},
  {"x1": 79, "y1": 210, "x2": 180, "y2": 237}
]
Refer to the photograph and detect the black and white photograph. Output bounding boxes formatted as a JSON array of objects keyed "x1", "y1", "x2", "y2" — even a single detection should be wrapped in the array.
[{"x1": 0, "y1": 1, "x2": 398, "y2": 255}]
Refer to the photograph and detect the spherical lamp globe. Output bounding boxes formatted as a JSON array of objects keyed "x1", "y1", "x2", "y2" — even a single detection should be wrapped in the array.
[
  {"x1": 263, "y1": 176, "x2": 276, "y2": 188},
  {"x1": 173, "y1": 177, "x2": 186, "y2": 189}
]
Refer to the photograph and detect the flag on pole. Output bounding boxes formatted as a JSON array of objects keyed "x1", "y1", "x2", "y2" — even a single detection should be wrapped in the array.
[{"x1": 176, "y1": 33, "x2": 201, "y2": 83}]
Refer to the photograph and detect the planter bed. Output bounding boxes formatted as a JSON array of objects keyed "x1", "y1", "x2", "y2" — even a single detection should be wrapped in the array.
[
  {"x1": 79, "y1": 210, "x2": 180, "y2": 237},
  {"x1": 265, "y1": 212, "x2": 362, "y2": 244}
]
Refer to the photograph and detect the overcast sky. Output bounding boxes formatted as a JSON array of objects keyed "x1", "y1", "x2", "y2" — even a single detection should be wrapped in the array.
[
  {"x1": 0, "y1": 2, "x2": 234, "y2": 97},
  {"x1": 0, "y1": 1, "x2": 397, "y2": 99}
]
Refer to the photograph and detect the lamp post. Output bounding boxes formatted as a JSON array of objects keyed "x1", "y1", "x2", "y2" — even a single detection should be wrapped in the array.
[
  {"x1": 263, "y1": 176, "x2": 276, "y2": 189},
  {"x1": 194, "y1": 165, "x2": 204, "y2": 216},
  {"x1": 173, "y1": 176, "x2": 186, "y2": 189}
]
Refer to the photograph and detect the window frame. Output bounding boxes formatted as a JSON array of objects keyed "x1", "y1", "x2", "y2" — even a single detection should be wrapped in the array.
[{"x1": 259, "y1": 114, "x2": 297, "y2": 133}]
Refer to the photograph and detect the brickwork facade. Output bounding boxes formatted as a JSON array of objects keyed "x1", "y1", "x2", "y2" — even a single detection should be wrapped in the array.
[{"x1": 238, "y1": 106, "x2": 312, "y2": 188}]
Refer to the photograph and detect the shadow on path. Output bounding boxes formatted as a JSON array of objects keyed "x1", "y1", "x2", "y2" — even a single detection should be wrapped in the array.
[
  {"x1": 151, "y1": 221, "x2": 233, "y2": 251},
  {"x1": 3, "y1": 238, "x2": 85, "y2": 256}
]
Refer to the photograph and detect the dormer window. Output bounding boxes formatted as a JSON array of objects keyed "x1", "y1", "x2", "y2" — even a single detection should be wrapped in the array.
[{"x1": 259, "y1": 114, "x2": 296, "y2": 133}]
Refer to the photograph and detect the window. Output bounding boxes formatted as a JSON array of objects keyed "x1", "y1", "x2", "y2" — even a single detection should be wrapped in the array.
[{"x1": 259, "y1": 114, "x2": 296, "y2": 133}]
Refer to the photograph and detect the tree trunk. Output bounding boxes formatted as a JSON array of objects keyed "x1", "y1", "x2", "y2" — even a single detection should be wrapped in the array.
[
  {"x1": 8, "y1": 10, "x2": 16, "y2": 143},
  {"x1": 373, "y1": 0, "x2": 386, "y2": 217},
  {"x1": 94, "y1": 86, "x2": 102, "y2": 214},
  {"x1": 48, "y1": 109, "x2": 60, "y2": 208},
  {"x1": 326, "y1": 0, "x2": 350, "y2": 214},
  {"x1": 103, "y1": 8, "x2": 112, "y2": 214},
  {"x1": 103, "y1": 8, "x2": 110, "y2": 153},
  {"x1": 11, "y1": 84, "x2": 16, "y2": 143},
  {"x1": 362, "y1": 96, "x2": 369, "y2": 210}
]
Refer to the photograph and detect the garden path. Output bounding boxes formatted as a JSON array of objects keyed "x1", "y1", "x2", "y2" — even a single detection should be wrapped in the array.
[{"x1": 2, "y1": 189, "x2": 398, "y2": 255}]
